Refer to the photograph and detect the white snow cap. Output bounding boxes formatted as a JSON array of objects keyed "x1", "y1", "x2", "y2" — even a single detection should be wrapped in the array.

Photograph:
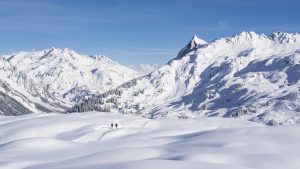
[{"x1": 190, "y1": 35, "x2": 207, "y2": 47}]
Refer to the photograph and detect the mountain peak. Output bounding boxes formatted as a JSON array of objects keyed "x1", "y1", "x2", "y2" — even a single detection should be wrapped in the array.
[
  {"x1": 46, "y1": 47, "x2": 79, "y2": 56},
  {"x1": 190, "y1": 35, "x2": 207, "y2": 47},
  {"x1": 174, "y1": 35, "x2": 207, "y2": 60},
  {"x1": 270, "y1": 32, "x2": 300, "y2": 43},
  {"x1": 90, "y1": 54, "x2": 114, "y2": 63},
  {"x1": 231, "y1": 31, "x2": 263, "y2": 41},
  {"x1": 236, "y1": 31, "x2": 258, "y2": 37}
]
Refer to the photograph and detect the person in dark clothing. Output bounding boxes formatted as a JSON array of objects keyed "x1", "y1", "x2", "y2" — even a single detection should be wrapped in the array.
[
  {"x1": 111, "y1": 123, "x2": 114, "y2": 128},
  {"x1": 115, "y1": 123, "x2": 118, "y2": 128}
]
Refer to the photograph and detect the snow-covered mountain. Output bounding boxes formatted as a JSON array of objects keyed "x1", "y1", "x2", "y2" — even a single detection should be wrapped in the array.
[
  {"x1": 0, "y1": 58, "x2": 67, "y2": 115},
  {"x1": 75, "y1": 32, "x2": 300, "y2": 125},
  {"x1": 1, "y1": 48, "x2": 139, "y2": 115},
  {"x1": 2, "y1": 32, "x2": 300, "y2": 125},
  {"x1": 6, "y1": 48, "x2": 139, "y2": 104}
]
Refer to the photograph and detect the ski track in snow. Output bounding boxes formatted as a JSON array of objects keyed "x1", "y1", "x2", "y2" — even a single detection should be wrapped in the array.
[{"x1": 0, "y1": 112, "x2": 300, "y2": 169}]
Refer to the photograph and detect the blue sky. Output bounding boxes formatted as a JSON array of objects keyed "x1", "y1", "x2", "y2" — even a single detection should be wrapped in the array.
[{"x1": 0, "y1": 0, "x2": 299, "y2": 65}]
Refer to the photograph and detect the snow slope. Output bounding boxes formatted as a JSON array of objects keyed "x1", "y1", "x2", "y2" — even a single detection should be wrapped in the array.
[
  {"x1": 6, "y1": 48, "x2": 138, "y2": 104},
  {"x1": 85, "y1": 32, "x2": 300, "y2": 125},
  {"x1": 0, "y1": 112, "x2": 299, "y2": 169}
]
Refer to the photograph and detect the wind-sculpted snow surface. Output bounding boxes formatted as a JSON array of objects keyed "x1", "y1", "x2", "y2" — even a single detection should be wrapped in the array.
[
  {"x1": 83, "y1": 32, "x2": 300, "y2": 125},
  {"x1": 0, "y1": 112, "x2": 300, "y2": 169}
]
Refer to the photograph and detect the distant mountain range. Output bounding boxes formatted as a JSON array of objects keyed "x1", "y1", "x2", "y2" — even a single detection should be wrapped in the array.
[
  {"x1": 1, "y1": 32, "x2": 300, "y2": 125},
  {"x1": 0, "y1": 48, "x2": 139, "y2": 115}
]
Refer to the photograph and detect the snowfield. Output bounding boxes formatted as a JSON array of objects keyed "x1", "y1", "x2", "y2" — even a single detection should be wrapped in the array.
[{"x1": 0, "y1": 112, "x2": 300, "y2": 169}]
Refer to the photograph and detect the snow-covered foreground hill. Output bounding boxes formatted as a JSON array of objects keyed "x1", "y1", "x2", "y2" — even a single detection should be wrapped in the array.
[{"x1": 0, "y1": 112, "x2": 300, "y2": 169}]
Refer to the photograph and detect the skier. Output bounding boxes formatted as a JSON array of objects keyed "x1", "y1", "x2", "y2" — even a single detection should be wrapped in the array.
[
  {"x1": 115, "y1": 123, "x2": 118, "y2": 128},
  {"x1": 111, "y1": 123, "x2": 114, "y2": 128}
]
